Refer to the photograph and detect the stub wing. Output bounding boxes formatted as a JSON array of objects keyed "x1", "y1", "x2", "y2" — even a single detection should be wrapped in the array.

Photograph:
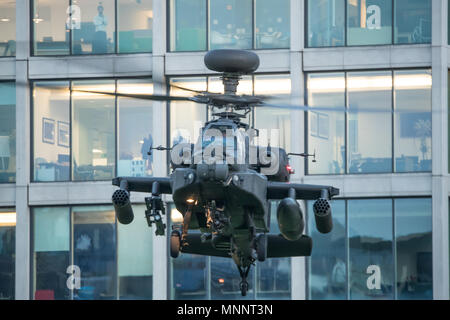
[
  {"x1": 266, "y1": 182, "x2": 339, "y2": 200},
  {"x1": 112, "y1": 176, "x2": 172, "y2": 194}
]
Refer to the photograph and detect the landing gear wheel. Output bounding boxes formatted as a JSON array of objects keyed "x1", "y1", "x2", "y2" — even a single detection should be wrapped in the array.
[
  {"x1": 256, "y1": 234, "x2": 267, "y2": 262},
  {"x1": 240, "y1": 281, "x2": 248, "y2": 297},
  {"x1": 170, "y1": 230, "x2": 181, "y2": 258}
]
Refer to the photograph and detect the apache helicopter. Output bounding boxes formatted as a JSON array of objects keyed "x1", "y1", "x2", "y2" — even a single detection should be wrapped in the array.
[{"x1": 106, "y1": 49, "x2": 339, "y2": 296}]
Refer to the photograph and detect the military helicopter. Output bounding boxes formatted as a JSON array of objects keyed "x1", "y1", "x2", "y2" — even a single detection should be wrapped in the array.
[{"x1": 106, "y1": 49, "x2": 339, "y2": 296}]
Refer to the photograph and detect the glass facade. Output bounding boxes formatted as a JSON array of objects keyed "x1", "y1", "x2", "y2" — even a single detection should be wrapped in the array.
[
  {"x1": 0, "y1": 209, "x2": 15, "y2": 300},
  {"x1": 32, "y1": 205, "x2": 153, "y2": 300},
  {"x1": 307, "y1": 69, "x2": 431, "y2": 175},
  {"x1": 0, "y1": 0, "x2": 16, "y2": 57},
  {"x1": 170, "y1": 0, "x2": 290, "y2": 51},
  {"x1": 32, "y1": 0, "x2": 153, "y2": 55},
  {"x1": 170, "y1": 202, "x2": 291, "y2": 300},
  {"x1": 0, "y1": 82, "x2": 15, "y2": 183},
  {"x1": 32, "y1": 79, "x2": 154, "y2": 182},
  {"x1": 308, "y1": 198, "x2": 432, "y2": 300},
  {"x1": 307, "y1": 0, "x2": 431, "y2": 47}
]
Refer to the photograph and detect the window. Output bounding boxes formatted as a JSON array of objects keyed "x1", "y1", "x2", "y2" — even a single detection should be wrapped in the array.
[
  {"x1": 348, "y1": 199, "x2": 394, "y2": 299},
  {"x1": 72, "y1": 80, "x2": 116, "y2": 181},
  {"x1": 32, "y1": 205, "x2": 153, "y2": 300},
  {"x1": 347, "y1": 71, "x2": 392, "y2": 174},
  {"x1": 306, "y1": 69, "x2": 431, "y2": 175},
  {"x1": 308, "y1": 200, "x2": 346, "y2": 299},
  {"x1": 32, "y1": 0, "x2": 70, "y2": 56},
  {"x1": 33, "y1": 82, "x2": 70, "y2": 182},
  {"x1": 32, "y1": 0, "x2": 153, "y2": 55},
  {"x1": 170, "y1": 0, "x2": 207, "y2": 51},
  {"x1": 395, "y1": 198, "x2": 432, "y2": 299},
  {"x1": 255, "y1": 0, "x2": 290, "y2": 49},
  {"x1": 72, "y1": 0, "x2": 115, "y2": 55},
  {"x1": 210, "y1": 0, "x2": 253, "y2": 50},
  {"x1": 307, "y1": 0, "x2": 345, "y2": 47},
  {"x1": 307, "y1": 198, "x2": 432, "y2": 300},
  {"x1": 0, "y1": 0, "x2": 16, "y2": 57},
  {"x1": 347, "y1": 0, "x2": 392, "y2": 46},
  {"x1": 170, "y1": 0, "x2": 290, "y2": 51},
  {"x1": 394, "y1": 0, "x2": 431, "y2": 44},
  {"x1": 306, "y1": 0, "x2": 431, "y2": 47},
  {"x1": 32, "y1": 79, "x2": 154, "y2": 182},
  {"x1": 170, "y1": 202, "x2": 291, "y2": 300},
  {"x1": 394, "y1": 70, "x2": 432, "y2": 172},
  {"x1": 118, "y1": 0, "x2": 153, "y2": 53},
  {"x1": 0, "y1": 82, "x2": 15, "y2": 183},
  {"x1": 0, "y1": 209, "x2": 15, "y2": 300},
  {"x1": 307, "y1": 73, "x2": 346, "y2": 174},
  {"x1": 33, "y1": 207, "x2": 71, "y2": 300}
]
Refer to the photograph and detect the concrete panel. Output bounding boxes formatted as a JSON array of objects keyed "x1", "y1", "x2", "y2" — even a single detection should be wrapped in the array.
[
  {"x1": 0, "y1": 59, "x2": 15, "y2": 79},
  {"x1": 29, "y1": 54, "x2": 153, "y2": 79},
  {"x1": 0, "y1": 185, "x2": 15, "y2": 207},
  {"x1": 29, "y1": 181, "x2": 148, "y2": 206},
  {"x1": 302, "y1": 173, "x2": 432, "y2": 198},
  {"x1": 304, "y1": 46, "x2": 431, "y2": 71},
  {"x1": 165, "y1": 50, "x2": 290, "y2": 75}
]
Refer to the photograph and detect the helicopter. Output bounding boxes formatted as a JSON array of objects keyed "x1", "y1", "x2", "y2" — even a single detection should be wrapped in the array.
[{"x1": 106, "y1": 49, "x2": 339, "y2": 297}]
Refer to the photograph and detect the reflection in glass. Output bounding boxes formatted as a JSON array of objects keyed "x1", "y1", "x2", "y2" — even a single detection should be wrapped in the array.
[
  {"x1": 169, "y1": 204, "x2": 208, "y2": 299},
  {"x1": 307, "y1": 0, "x2": 345, "y2": 47},
  {"x1": 73, "y1": 206, "x2": 116, "y2": 300},
  {"x1": 117, "y1": 80, "x2": 154, "y2": 177},
  {"x1": 170, "y1": 78, "x2": 207, "y2": 158},
  {"x1": 254, "y1": 75, "x2": 292, "y2": 152},
  {"x1": 72, "y1": 80, "x2": 115, "y2": 181},
  {"x1": 32, "y1": 0, "x2": 69, "y2": 55},
  {"x1": 33, "y1": 207, "x2": 70, "y2": 300},
  {"x1": 33, "y1": 82, "x2": 70, "y2": 182},
  {"x1": 0, "y1": 82, "x2": 15, "y2": 183},
  {"x1": 309, "y1": 200, "x2": 346, "y2": 300},
  {"x1": 347, "y1": 0, "x2": 392, "y2": 46},
  {"x1": 0, "y1": 0, "x2": 16, "y2": 56},
  {"x1": 348, "y1": 199, "x2": 393, "y2": 300},
  {"x1": 72, "y1": 0, "x2": 115, "y2": 54},
  {"x1": 394, "y1": 70, "x2": 431, "y2": 172},
  {"x1": 170, "y1": 0, "x2": 207, "y2": 51},
  {"x1": 255, "y1": 0, "x2": 290, "y2": 49},
  {"x1": 307, "y1": 73, "x2": 345, "y2": 174},
  {"x1": 118, "y1": 205, "x2": 153, "y2": 299},
  {"x1": 118, "y1": 0, "x2": 153, "y2": 53},
  {"x1": 211, "y1": 256, "x2": 255, "y2": 300},
  {"x1": 257, "y1": 201, "x2": 290, "y2": 300},
  {"x1": 395, "y1": 198, "x2": 432, "y2": 300},
  {"x1": 210, "y1": 0, "x2": 252, "y2": 50},
  {"x1": 0, "y1": 209, "x2": 15, "y2": 300},
  {"x1": 394, "y1": 0, "x2": 431, "y2": 44},
  {"x1": 347, "y1": 71, "x2": 392, "y2": 173}
]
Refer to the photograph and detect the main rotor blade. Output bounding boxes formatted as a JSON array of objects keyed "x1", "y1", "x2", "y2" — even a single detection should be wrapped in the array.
[
  {"x1": 70, "y1": 89, "x2": 199, "y2": 102},
  {"x1": 258, "y1": 102, "x2": 434, "y2": 114}
]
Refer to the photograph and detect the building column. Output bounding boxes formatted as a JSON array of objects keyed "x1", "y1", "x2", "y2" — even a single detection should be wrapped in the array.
[
  {"x1": 15, "y1": 0, "x2": 31, "y2": 300},
  {"x1": 290, "y1": 0, "x2": 307, "y2": 301},
  {"x1": 152, "y1": 0, "x2": 169, "y2": 300},
  {"x1": 431, "y1": 0, "x2": 449, "y2": 301}
]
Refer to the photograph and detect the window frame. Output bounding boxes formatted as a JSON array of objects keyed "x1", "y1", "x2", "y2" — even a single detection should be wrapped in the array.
[
  {"x1": 304, "y1": 67, "x2": 432, "y2": 176},
  {"x1": 30, "y1": 0, "x2": 154, "y2": 56},
  {"x1": 305, "y1": 0, "x2": 432, "y2": 48},
  {"x1": 306, "y1": 196, "x2": 433, "y2": 300},
  {"x1": 167, "y1": 0, "x2": 291, "y2": 53},
  {"x1": 30, "y1": 77, "x2": 154, "y2": 183}
]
